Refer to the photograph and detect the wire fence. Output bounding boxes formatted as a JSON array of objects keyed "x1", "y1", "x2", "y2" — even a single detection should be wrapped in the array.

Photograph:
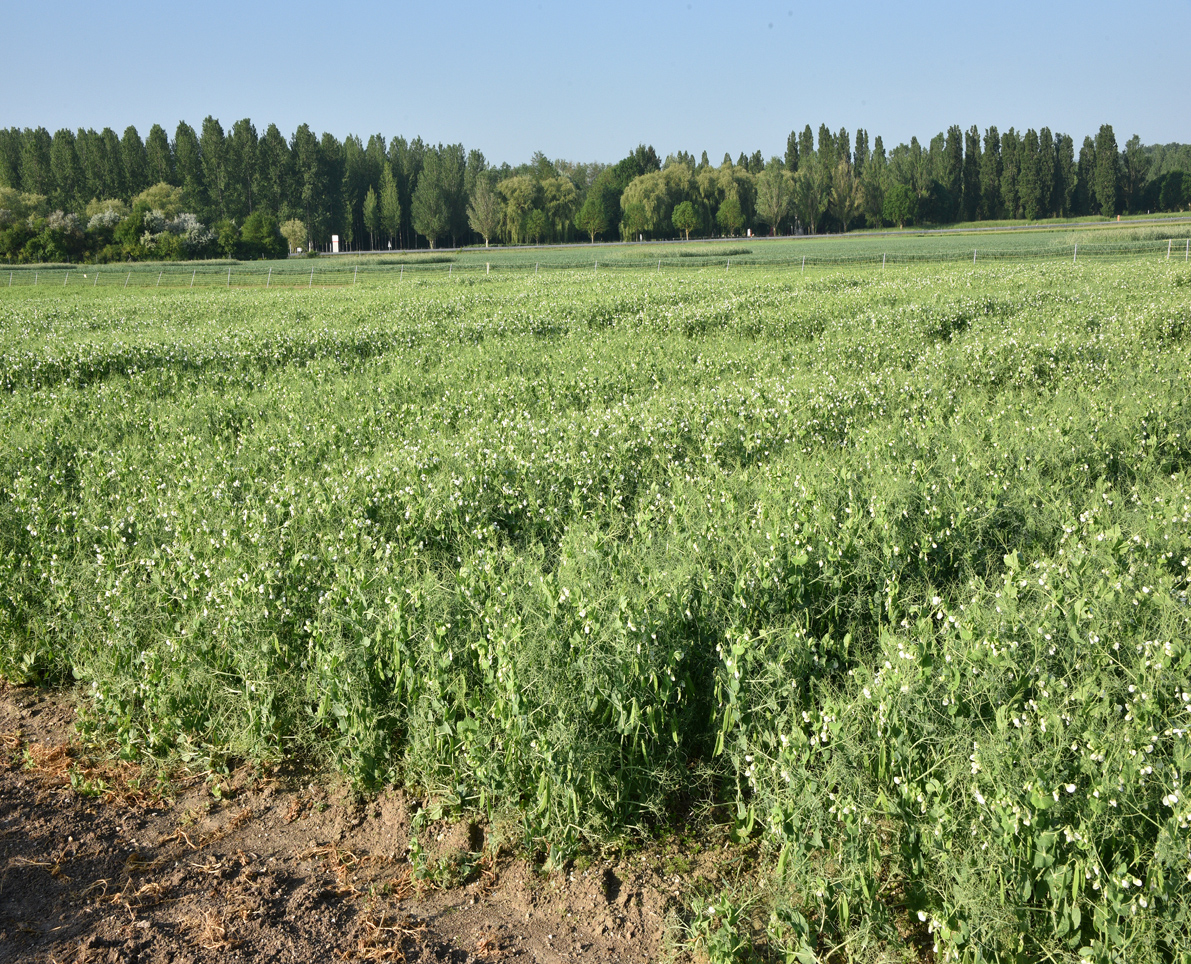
[{"x1": 3, "y1": 237, "x2": 1191, "y2": 289}]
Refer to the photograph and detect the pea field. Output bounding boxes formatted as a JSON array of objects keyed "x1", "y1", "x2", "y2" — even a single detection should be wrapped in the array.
[{"x1": 2, "y1": 256, "x2": 1190, "y2": 961}]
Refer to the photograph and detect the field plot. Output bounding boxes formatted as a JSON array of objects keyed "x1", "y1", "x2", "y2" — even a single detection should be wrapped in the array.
[
  {"x1": 4, "y1": 222, "x2": 1191, "y2": 289},
  {"x1": 2, "y1": 259, "x2": 1190, "y2": 960}
]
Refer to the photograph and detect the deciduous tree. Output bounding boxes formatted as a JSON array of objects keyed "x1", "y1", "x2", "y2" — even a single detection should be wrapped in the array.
[
  {"x1": 467, "y1": 175, "x2": 501, "y2": 247},
  {"x1": 672, "y1": 200, "x2": 698, "y2": 240},
  {"x1": 380, "y1": 164, "x2": 401, "y2": 247},
  {"x1": 1093, "y1": 124, "x2": 1119, "y2": 217},
  {"x1": 574, "y1": 189, "x2": 609, "y2": 242},
  {"x1": 363, "y1": 186, "x2": 379, "y2": 250},
  {"x1": 754, "y1": 159, "x2": 793, "y2": 235},
  {"x1": 882, "y1": 182, "x2": 916, "y2": 228}
]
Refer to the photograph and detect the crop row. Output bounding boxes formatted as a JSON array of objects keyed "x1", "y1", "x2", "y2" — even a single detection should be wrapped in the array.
[{"x1": 2, "y1": 262, "x2": 1190, "y2": 959}]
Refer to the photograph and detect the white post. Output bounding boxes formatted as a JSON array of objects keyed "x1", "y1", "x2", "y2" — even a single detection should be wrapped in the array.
[
  {"x1": 401, "y1": 265, "x2": 404, "y2": 279},
  {"x1": 657, "y1": 259, "x2": 660, "y2": 272},
  {"x1": 125, "y1": 272, "x2": 130, "y2": 288},
  {"x1": 35, "y1": 271, "x2": 38, "y2": 285},
  {"x1": 726, "y1": 259, "x2": 729, "y2": 271},
  {"x1": 353, "y1": 266, "x2": 357, "y2": 284},
  {"x1": 157, "y1": 270, "x2": 162, "y2": 287},
  {"x1": 973, "y1": 249, "x2": 977, "y2": 264},
  {"x1": 1168, "y1": 239, "x2": 1172, "y2": 259},
  {"x1": 1073, "y1": 244, "x2": 1077, "y2": 263},
  {"x1": 64, "y1": 272, "x2": 68, "y2": 286},
  {"x1": 228, "y1": 267, "x2": 232, "y2": 287},
  {"x1": 594, "y1": 261, "x2": 597, "y2": 272},
  {"x1": 449, "y1": 264, "x2": 452, "y2": 276},
  {"x1": 486, "y1": 262, "x2": 490, "y2": 275},
  {"x1": 802, "y1": 255, "x2": 806, "y2": 274},
  {"x1": 267, "y1": 267, "x2": 272, "y2": 288},
  {"x1": 93, "y1": 271, "x2": 98, "y2": 287},
  {"x1": 309, "y1": 266, "x2": 313, "y2": 287},
  {"x1": 9, "y1": 271, "x2": 12, "y2": 286},
  {"x1": 1186, "y1": 238, "x2": 1189, "y2": 261},
  {"x1": 535, "y1": 263, "x2": 539, "y2": 275},
  {"x1": 882, "y1": 253, "x2": 885, "y2": 270},
  {"x1": 191, "y1": 269, "x2": 196, "y2": 288}
]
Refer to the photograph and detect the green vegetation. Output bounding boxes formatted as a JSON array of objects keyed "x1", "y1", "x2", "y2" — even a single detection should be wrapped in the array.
[
  {"x1": 2, "y1": 257, "x2": 1190, "y2": 960},
  {"x1": 2, "y1": 120, "x2": 1189, "y2": 265}
]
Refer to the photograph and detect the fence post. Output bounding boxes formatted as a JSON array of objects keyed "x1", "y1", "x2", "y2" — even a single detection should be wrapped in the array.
[
  {"x1": 125, "y1": 272, "x2": 130, "y2": 288},
  {"x1": 536, "y1": 263, "x2": 539, "y2": 275},
  {"x1": 93, "y1": 270, "x2": 98, "y2": 286},
  {"x1": 1186, "y1": 238, "x2": 1189, "y2": 261},
  {"x1": 7, "y1": 271, "x2": 10, "y2": 286},
  {"x1": 882, "y1": 253, "x2": 885, "y2": 270},
  {"x1": 35, "y1": 271, "x2": 38, "y2": 285},
  {"x1": 449, "y1": 264, "x2": 452, "y2": 276},
  {"x1": 726, "y1": 259, "x2": 729, "y2": 271},
  {"x1": 157, "y1": 270, "x2": 162, "y2": 287},
  {"x1": 228, "y1": 267, "x2": 232, "y2": 287},
  {"x1": 1073, "y1": 244, "x2": 1077, "y2": 263},
  {"x1": 973, "y1": 249, "x2": 977, "y2": 264},
  {"x1": 486, "y1": 263, "x2": 490, "y2": 275},
  {"x1": 309, "y1": 266, "x2": 313, "y2": 287},
  {"x1": 802, "y1": 255, "x2": 806, "y2": 274},
  {"x1": 191, "y1": 269, "x2": 196, "y2": 288},
  {"x1": 594, "y1": 261, "x2": 597, "y2": 272},
  {"x1": 1168, "y1": 239, "x2": 1172, "y2": 259},
  {"x1": 657, "y1": 259, "x2": 660, "y2": 272},
  {"x1": 64, "y1": 271, "x2": 68, "y2": 286},
  {"x1": 401, "y1": 265, "x2": 404, "y2": 279},
  {"x1": 353, "y1": 266, "x2": 357, "y2": 284},
  {"x1": 267, "y1": 268, "x2": 272, "y2": 288}
]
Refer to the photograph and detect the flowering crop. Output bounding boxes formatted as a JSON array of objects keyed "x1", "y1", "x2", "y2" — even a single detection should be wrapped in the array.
[{"x1": 1, "y1": 260, "x2": 1190, "y2": 960}]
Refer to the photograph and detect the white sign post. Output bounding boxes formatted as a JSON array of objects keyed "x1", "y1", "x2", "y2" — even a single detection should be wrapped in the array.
[{"x1": 331, "y1": 235, "x2": 340, "y2": 254}]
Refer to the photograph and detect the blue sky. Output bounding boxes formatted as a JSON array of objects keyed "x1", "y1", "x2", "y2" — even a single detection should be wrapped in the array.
[{"x1": 3, "y1": 0, "x2": 1188, "y2": 165}]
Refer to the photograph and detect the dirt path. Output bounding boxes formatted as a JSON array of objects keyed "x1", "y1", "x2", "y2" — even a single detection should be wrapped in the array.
[{"x1": 0, "y1": 685, "x2": 689, "y2": 963}]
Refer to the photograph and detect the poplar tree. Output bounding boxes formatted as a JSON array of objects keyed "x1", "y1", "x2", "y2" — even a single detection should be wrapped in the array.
[
  {"x1": 798, "y1": 126, "x2": 814, "y2": 168},
  {"x1": 1093, "y1": 124, "x2": 1119, "y2": 217},
  {"x1": 1037, "y1": 128, "x2": 1056, "y2": 217},
  {"x1": 1000, "y1": 129, "x2": 1020, "y2": 219},
  {"x1": 962, "y1": 125, "x2": 981, "y2": 220},
  {"x1": 853, "y1": 129, "x2": 869, "y2": 178},
  {"x1": 1055, "y1": 134, "x2": 1076, "y2": 217},
  {"x1": 255, "y1": 124, "x2": 290, "y2": 220},
  {"x1": 20, "y1": 127, "x2": 54, "y2": 196},
  {"x1": 943, "y1": 125, "x2": 963, "y2": 221},
  {"x1": 145, "y1": 124, "x2": 174, "y2": 186},
  {"x1": 1074, "y1": 136, "x2": 1096, "y2": 216},
  {"x1": 121, "y1": 126, "x2": 149, "y2": 198},
  {"x1": 174, "y1": 123, "x2": 206, "y2": 215},
  {"x1": 363, "y1": 185, "x2": 379, "y2": 250},
  {"x1": 380, "y1": 164, "x2": 401, "y2": 247},
  {"x1": 49, "y1": 129, "x2": 83, "y2": 210},
  {"x1": 200, "y1": 116, "x2": 227, "y2": 220},
  {"x1": 1018, "y1": 129, "x2": 1041, "y2": 220},
  {"x1": 784, "y1": 130, "x2": 799, "y2": 172},
  {"x1": 860, "y1": 135, "x2": 887, "y2": 227},
  {"x1": 0, "y1": 128, "x2": 20, "y2": 190},
  {"x1": 1122, "y1": 135, "x2": 1148, "y2": 213},
  {"x1": 411, "y1": 148, "x2": 451, "y2": 248},
  {"x1": 227, "y1": 119, "x2": 258, "y2": 220}
]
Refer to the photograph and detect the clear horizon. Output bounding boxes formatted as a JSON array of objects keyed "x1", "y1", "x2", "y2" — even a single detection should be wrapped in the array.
[{"x1": 2, "y1": 0, "x2": 1188, "y2": 166}]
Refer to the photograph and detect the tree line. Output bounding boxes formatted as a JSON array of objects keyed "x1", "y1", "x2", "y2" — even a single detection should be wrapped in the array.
[{"x1": 1, "y1": 118, "x2": 1188, "y2": 264}]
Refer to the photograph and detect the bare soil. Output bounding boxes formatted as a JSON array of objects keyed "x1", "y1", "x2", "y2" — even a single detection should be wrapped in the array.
[{"x1": 0, "y1": 684, "x2": 713, "y2": 964}]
